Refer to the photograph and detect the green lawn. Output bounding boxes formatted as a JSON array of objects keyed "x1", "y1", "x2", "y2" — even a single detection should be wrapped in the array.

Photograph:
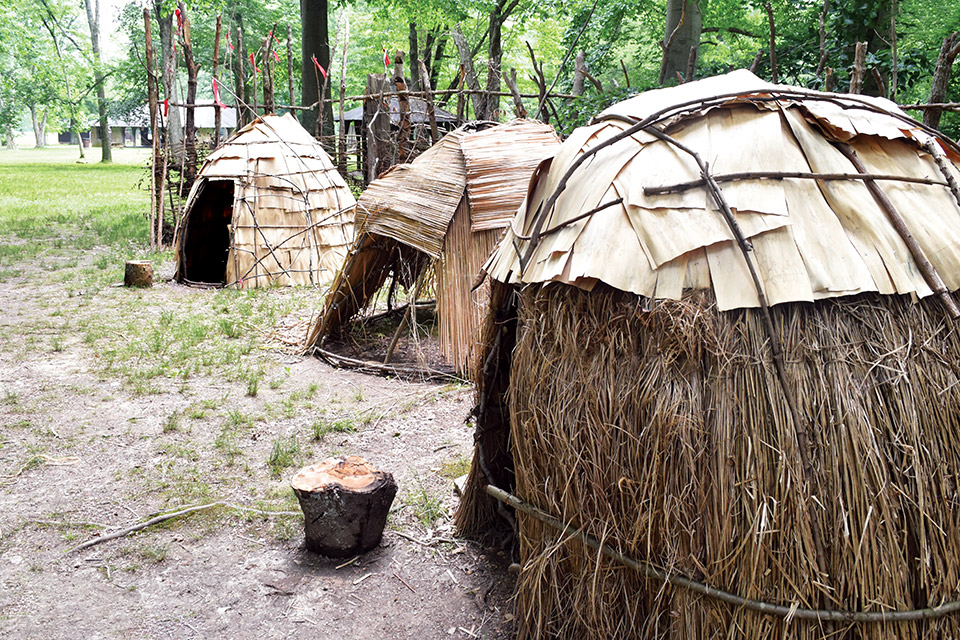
[{"x1": 0, "y1": 146, "x2": 152, "y2": 261}]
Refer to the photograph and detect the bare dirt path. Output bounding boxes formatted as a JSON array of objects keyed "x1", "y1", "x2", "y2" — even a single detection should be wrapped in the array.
[{"x1": 0, "y1": 253, "x2": 514, "y2": 639}]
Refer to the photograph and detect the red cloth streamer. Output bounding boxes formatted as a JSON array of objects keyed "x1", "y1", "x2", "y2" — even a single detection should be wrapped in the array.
[
  {"x1": 212, "y1": 78, "x2": 227, "y2": 109},
  {"x1": 249, "y1": 52, "x2": 260, "y2": 74},
  {"x1": 273, "y1": 50, "x2": 281, "y2": 63},
  {"x1": 163, "y1": 98, "x2": 169, "y2": 117},
  {"x1": 312, "y1": 54, "x2": 327, "y2": 80},
  {"x1": 382, "y1": 48, "x2": 390, "y2": 67},
  {"x1": 174, "y1": 7, "x2": 183, "y2": 30},
  {"x1": 228, "y1": 39, "x2": 234, "y2": 51}
]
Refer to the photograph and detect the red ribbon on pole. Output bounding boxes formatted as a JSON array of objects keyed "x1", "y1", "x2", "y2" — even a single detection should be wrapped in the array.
[
  {"x1": 213, "y1": 78, "x2": 227, "y2": 109},
  {"x1": 174, "y1": 7, "x2": 183, "y2": 31},
  {"x1": 249, "y1": 52, "x2": 260, "y2": 74},
  {"x1": 163, "y1": 98, "x2": 169, "y2": 117},
  {"x1": 382, "y1": 47, "x2": 390, "y2": 67},
  {"x1": 273, "y1": 50, "x2": 281, "y2": 63},
  {"x1": 311, "y1": 54, "x2": 327, "y2": 80},
  {"x1": 228, "y1": 39, "x2": 234, "y2": 51}
]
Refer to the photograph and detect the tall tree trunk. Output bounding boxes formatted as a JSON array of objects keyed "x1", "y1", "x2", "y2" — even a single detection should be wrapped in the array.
[
  {"x1": 233, "y1": 16, "x2": 248, "y2": 127},
  {"x1": 30, "y1": 106, "x2": 46, "y2": 147},
  {"x1": 84, "y1": 0, "x2": 111, "y2": 162},
  {"x1": 484, "y1": 0, "x2": 507, "y2": 120},
  {"x1": 925, "y1": 32, "x2": 960, "y2": 131},
  {"x1": 38, "y1": 9, "x2": 84, "y2": 159},
  {"x1": 155, "y1": 2, "x2": 183, "y2": 150},
  {"x1": 409, "y1": 23, "x2": 420, "y2": 92},
  {"x1": 301, "y1": 0, "x2": 332, "y2": 141},
  {"x1": 4, "y1": 124, "x2": 16, "y2": 150},
  {"x1": 659, "y1": 0, "x2": 701, "y2": 85},
  {"x1": 179, "y1": 2, "x2": 198, "y2": 186},
  {"x1": 452, "y1": 27, "x2": 485, "y2": 120}
]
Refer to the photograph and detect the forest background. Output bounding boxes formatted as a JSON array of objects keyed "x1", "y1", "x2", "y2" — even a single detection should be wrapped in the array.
[{"x1": 1, "y1": 0, "x2": 958, "y2": 158}]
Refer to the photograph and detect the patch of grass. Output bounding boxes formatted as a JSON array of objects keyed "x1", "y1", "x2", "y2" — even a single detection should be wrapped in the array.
[
  {"x1": 162, "y1": 410, "x2": 180, "y2": 433},
  {"x1": 439, "y1": 454, "x2": 470, "y2": 479},
  {"x1": 267, "y1": 436, "x2": 301, "y2": 478},
  {"x1": 406, "y1": 483, "x2": 446, "y2": 527},
  {"x1": 245, "y1": 367, "x2": 264, "y2": 397},
  {"x1": 156, "y1": 442, "x2": 199, "y2": 461},
  {"x1": 134, "y1": 542, "x2": 169, "y2": 564},
  {"x1": 214, "y1": 426, "x2": 242, "y2": 464},
  {"x1": 310, "y1": 417, "x2": 357, "y2": 441},
  {"x1": 225, "y1": 409, "x2": 254, "y2": 428},
  {"x1": 2, "y1": 391, "x2": 19, "y2": 406}
]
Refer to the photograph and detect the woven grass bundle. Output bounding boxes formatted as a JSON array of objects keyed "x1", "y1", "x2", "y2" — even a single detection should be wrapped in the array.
[{"x1": 463, "y1": 283, "x2": 960, "y2": 639}]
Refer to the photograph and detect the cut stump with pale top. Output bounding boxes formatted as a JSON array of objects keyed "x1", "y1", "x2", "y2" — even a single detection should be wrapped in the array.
[
  {"x1": 124, "y1": 260, "x2": 153, "y2": 288},
  {"x1": 291, "y1": 456, "x2": 398, "y2": 557}
]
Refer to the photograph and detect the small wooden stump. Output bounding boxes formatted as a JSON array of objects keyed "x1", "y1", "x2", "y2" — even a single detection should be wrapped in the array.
[
  {"x1": 124, "y1": 260, "x2": 153, "y2": 288},
  {"x1": 291, "y1": 456, "x2": 397, "y2": 557}
]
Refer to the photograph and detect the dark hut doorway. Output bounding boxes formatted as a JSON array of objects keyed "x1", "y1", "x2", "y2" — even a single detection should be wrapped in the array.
[{"x1": 180, "y1": 179, "x2": 235, "y2": 285}]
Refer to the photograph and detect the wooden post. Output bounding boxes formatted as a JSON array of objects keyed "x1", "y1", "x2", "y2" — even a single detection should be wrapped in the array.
[
  {"x1": 262, "y1": 37, "x2": 275, "y2": 114},
  {"x1": 364, "y1": 73, "x2": 390, "y2": 183},
  {"x1": 287, "y1": 24, "x2": 295, "y2": 114},
  {"x1": 233, "y1": 23, "x2": 246, "y2": 127},
  {"x1": 419, "y1": 60, "x2": 438, "y2": 143},
  {"x1": 504, "y1": 68, "x2": 526, "y2": 119},
  {"x1": 179, "y1": 2, "x2": 198, "y2": 187},
  {"x1": 143, "y1": 8, "x2": 159, "y2": 250},
  {"x1": 456, "y1": 66, "x2": 466, "y2": 122},
  {"x1": 394, "y1": 51, "x2": 410, "y2": 162},
  {"x1": 212, "y1": 15, "x2": 222, "y2": 147},
  {"x1": 291, "y1": 456, "x2": 397, "y2": 557},
  {"x1": 849, "y1": 41, "x2": 867, "y2": 94},
  {"x1": 338, "y1": 21, "x2": 349, "y2": 175},
  {"x1": 251, "y1": 49, "x2": 259, "y2": 117},
  {"x1": 451, "y1": 26, "x2": 485, "y2": 119}
]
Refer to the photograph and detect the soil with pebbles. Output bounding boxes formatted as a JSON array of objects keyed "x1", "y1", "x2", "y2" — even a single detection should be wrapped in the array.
[{"x1": 0, "y1": 258, "x2": 515, "y2": 639}]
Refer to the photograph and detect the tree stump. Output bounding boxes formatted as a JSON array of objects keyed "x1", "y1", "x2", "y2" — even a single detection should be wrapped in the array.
[
  {"x1": 291, "y1": 456, "x2": 397, "y2": 557},
  {"x1": 124, "y1": 260, "x2": 153, "y2": 287}
]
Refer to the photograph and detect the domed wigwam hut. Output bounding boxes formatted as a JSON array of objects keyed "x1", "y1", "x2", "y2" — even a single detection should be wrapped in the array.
[
  {"x1": 305, "y1": 120, "x2": 560, "y2": 378},
  {"x1": 456, "y1": 69, "x2": 960, "y2": 639},
  {"x1": 174, "y1": 113, "x2": 355, "y2": 288}
]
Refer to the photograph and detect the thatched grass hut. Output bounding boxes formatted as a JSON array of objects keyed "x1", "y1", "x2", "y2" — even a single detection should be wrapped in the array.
[
  {"x1": 305, "y1": 119, "x2": 559, "y2": 377},
  {"x1": 174, "y1": 113, "x2": 355, "y2": 288},
  {"x1": 457, "y1": 70, "x2": 960, "y2": 638}
]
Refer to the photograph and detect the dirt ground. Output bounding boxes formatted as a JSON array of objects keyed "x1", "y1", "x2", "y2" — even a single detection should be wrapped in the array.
[{"x1": 0, "y1": 256, "x2": 515, "y2": 639}]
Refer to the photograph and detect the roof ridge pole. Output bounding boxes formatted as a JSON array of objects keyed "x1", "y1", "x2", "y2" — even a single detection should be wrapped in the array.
[
  {"x1": 643, "y1": 124, "x2": 833, "y2": 602},
  {"x1": 833, "y1": 141, "x2": 960, "y2": 319}
]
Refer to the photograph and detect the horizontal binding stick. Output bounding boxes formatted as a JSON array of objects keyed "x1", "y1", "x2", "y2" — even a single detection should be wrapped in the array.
[{"x1": 485, "y1": 484, "x2": 960, "y2": 623}]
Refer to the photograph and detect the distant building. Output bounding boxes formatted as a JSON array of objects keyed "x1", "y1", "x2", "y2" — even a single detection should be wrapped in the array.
[{"x1": 77, "y1": 103, "x2": 239, "y2": 147}]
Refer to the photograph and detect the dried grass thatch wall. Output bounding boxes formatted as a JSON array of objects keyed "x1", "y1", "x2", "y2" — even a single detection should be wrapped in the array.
[
  {"x1": 175, "y1": 113, "x2": 355, "y2": 289},
  {"x1": 463, "y1": 283, "x2": 960, "y2": 639},
  {"x1": 457, "y1": 70, "x2": 960, "y2": 638}
]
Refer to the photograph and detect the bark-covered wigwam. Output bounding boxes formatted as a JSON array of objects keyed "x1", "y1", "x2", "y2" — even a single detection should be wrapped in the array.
[{"x1": 457, "y1": 70, "x2": 960, "y2": 639}]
